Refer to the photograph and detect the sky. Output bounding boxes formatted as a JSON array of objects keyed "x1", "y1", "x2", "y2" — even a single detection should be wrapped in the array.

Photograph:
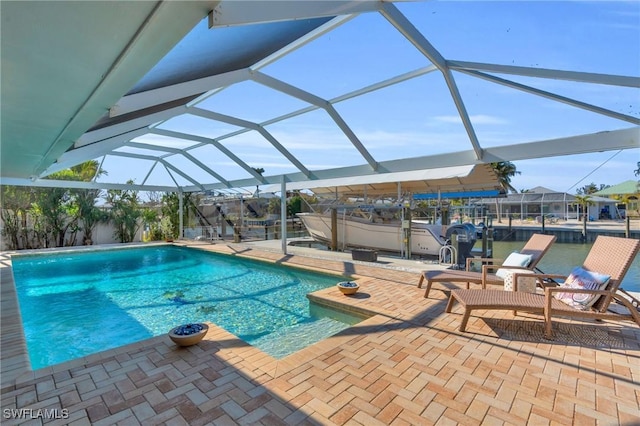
[{"x1": 101, "y1": 0, "x2": 639, "y2": 195}]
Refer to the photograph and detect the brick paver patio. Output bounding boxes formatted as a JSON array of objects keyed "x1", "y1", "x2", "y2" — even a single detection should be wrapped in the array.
[{"x1": 1, "y1": 242, "x2": 639, "y2": 425}]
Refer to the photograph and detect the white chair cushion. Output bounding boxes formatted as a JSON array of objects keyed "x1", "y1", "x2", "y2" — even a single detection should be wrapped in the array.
[{"x1": 495, "y1": 252, "x2": 533, "y2": 280}]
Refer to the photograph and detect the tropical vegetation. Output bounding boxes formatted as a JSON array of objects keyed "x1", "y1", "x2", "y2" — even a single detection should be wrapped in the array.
[
  {"x1": 576, "y1": 183, "x2": 609, "y2": 195},
  {"x1": 491, "y1": 161, "x2": 520, "y2": 222},
  {"x1": 0, "y1": 160, "x2": 315, "y2": 249},
  {"x1": 1, "y1": 160, "x2": 108, "y2": 249},
  {"x1": 0, "y1": 162, "x2": 178, "y2": 249}
]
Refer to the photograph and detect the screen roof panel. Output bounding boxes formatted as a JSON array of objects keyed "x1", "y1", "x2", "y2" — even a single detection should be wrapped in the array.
[
  {"x1": 128, "y1": 17, "x2": 332, "y2": 94},
  {"x1": 195, "y1": 80, "x2": 313, "y2": 123},
  {"x1": 131, "y1": 134, "x2": 202, "y2": 150},
  {"x1": 261, "y1": 10, "x2": 432, "y2": 100},
  {"x1": 97, "y1": 156, "x2": 154, "y2": 186},
  {"x1": 264, "y1": 108, "x2": 369, "y2": 170},
  {"x1": 2, "y1": 1, "x2": 638, "y2": 194},
  {"x1": 155, "y1": 114, "x2": 244, "y2": 140},
  {"x1": 332, "y1": 72, "x2": 472, "y2": 161}
]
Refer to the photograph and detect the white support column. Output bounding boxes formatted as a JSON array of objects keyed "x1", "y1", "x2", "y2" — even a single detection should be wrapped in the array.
[
  {"x1": 179, "y1": 191, "x2": 184, "y2": 239},
  {"x1": 240, "y1": 195, "x2": 244, "y2": 231},
  {"x1": 281, "y1": 176, "x2": 287, "y2": 254}
]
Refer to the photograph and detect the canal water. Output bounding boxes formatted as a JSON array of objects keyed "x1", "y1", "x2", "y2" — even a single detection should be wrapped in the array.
[{"x1": 492, "y1": 241, "x2": 640, "y2": 293}]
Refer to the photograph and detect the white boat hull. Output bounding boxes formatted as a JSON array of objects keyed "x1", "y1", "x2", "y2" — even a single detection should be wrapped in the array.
[{"x1": 297, "y1": 213, "x2": 448, "y2": 256}]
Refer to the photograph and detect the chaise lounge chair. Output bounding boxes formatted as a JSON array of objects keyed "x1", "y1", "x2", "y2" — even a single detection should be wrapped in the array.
[
  {"x1": 418, "y1": 233, "x2": 557, "y2": 297},
  {"x1": 445, "y1": 235, "x2": 640, "y2": 339}
]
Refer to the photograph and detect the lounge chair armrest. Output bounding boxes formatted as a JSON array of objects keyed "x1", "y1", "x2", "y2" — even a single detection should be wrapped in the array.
[
  {"x1": 518, "y1": 273, "x2": 567, "y2": 280},
  {"x1": 512, "y1": 273, "x2": 567, "y2": 288},
  {"x1": 543, "y1": 287, "x2": 607, "y2": 321},
  {"x1": 531, "y1": 273, "x2": 568, "y2": 279},
  {"x1": 544, "y1": 287, "x2": 610, "y2": 296},
  {"x1": 473, "y1": 257, "x2": 502, "y2": 263},
  {"x1": 481, "y1": 264, "x2": 496, "y2": 273},
  {"x1": 479, "y1": 263, "x2": 513, "y2": 286},
  {"x1": 545, "y1": 286, "x2": 613, "y2": 305},
  {"x1": 481, "y1": 264, "x2": 530, "y2": 273}
]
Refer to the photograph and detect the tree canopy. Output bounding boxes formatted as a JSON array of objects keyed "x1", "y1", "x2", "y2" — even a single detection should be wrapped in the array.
[{"x1": 491, "y1": 162, "x2": 520, "y2": 194}]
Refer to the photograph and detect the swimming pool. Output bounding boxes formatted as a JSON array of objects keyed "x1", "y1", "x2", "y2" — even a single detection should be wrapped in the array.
[{"x1": 11, "y1": 245, "x2": 366, "y2": 369}]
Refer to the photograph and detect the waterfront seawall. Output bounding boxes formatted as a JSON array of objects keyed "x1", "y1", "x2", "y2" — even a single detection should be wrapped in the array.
[{"x1": 492, "y1": 220, "x2": 640, "y2": 243}]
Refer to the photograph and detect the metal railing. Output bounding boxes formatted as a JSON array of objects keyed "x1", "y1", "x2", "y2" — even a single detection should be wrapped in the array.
[{"x1": 186, "y1": 219, "x2": 308, "y2": 243}]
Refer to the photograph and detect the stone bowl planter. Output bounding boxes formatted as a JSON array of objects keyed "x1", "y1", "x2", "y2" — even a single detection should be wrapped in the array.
[
  {"x1": 337, "y1": 281, "x2": 359, "y2": 295},
  {"x1": 168, "y1": 323, "x2": 209, "y2": 346}
]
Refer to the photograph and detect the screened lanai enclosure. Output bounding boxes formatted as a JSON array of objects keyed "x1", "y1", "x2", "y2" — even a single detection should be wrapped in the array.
[
  {"x1": 1, "y1": 1, "x2": 639, "y2": 251},
  {"x1": 471, "y1": 190, "x2": 619, "y2": 223}
]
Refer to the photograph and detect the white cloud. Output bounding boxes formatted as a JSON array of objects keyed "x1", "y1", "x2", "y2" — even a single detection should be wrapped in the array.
[{"x1": 433, "y1": 114, "x2": 508, "y2": 125}]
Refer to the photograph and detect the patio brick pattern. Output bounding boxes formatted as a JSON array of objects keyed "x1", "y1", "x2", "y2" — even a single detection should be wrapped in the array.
[{"x1": 1, "y1": 242, "x2": 638, "y2": 425}]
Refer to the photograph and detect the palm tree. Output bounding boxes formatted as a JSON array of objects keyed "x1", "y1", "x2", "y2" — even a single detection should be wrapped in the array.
[
  {"x1": 574, "y1": 194, "x2": 594, "y2": 241},
  {"x1": 491, "y1": 161, "x2": 520, "y2": 223},
  {"x1": 577, "y1": 183, "x2": 598, "y2": 195},
  {"x1": 71, "y1": 160, "x2": 107, "y2": 244}
]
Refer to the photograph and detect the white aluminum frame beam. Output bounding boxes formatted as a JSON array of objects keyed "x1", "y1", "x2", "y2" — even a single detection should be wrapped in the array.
[
  {"x1": 447, "y1": 61, "x2": 640, "y2": 88},
  {"x1": 26, "y1": 2, "x2": 638, "y2": 195},
  {"x1": 16, "y1": 127, "x2": 638, "y2": 193},
  {"x1": 142, "y1": 162, "x2": 160, "y2": 187},
  {"x1": 43, "y1": 127, "x2": 151, "y2": 176},
  {"x1": 149, "y1": 128, "x2": 266, "y2": 182},
  {"x1": 457, "y1": 69, "x2": 640, "y2": 125},
  {"x1": 251, "y1": 71, "x2": 378, "y2": 170},
  {"x1": 161, "y1": 126, "x2": 637, "y2": 193},
  {"x1": 477, "y1": 126, "x2": 639, "y2": 163},
  {"x1": 29, "y1": 1, "x2": 220, "y2": 177},
  {"x1": 109, "y1": 68, "x2": 252, "y2": 118},
  {"x1": 252, "y1": 15, "x2": 357, "y2": 71},
  {"x1": 208, "y1": 0, "x2": 383, "y2": 28},
  {"x1": 332, "y1": 65, "x2": 438, "y2": 103},
  {"x1": 380, "y1": 2, "x2": 483, "y2": 160},
  {"x1": 53, "y1": 63, "x2": 443, "y2": 182},
  {"x1": 188, "y1": 107, "x2": 312, "y2": 177},
  {"x1": 109, "y1": 151, "x2": 205, "y2": 191},
  {"x1": 1, "y1": 177, "x2": 176, "y2": 192},
  {"x1": 126, "y1": 141, "x2": 231, "y2": 187},
  {"x1": 76, "y1": 104, "x2": 189, "y2": 147}
]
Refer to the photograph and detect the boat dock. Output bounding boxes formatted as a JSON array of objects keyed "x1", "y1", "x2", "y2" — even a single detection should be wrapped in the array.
[{"x1": 491, "y1": 219, "x2": 640, "y2": 243}]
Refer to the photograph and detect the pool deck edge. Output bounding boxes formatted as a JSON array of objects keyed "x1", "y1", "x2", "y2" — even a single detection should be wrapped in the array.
[
  {"x1": 1, "y1": 241, "x2": 639, "y2": 425},
  {"x1": 0, "y1": 252, "x2": 31, "y2": 389},
  {"x1": 0, "y1": 242, "x2": 412, "y2": 390}
]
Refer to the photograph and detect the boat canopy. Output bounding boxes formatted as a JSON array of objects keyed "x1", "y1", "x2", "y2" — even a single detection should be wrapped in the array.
[
  {"x1": 262, "y1": 164, "x2": 503, "y2": 197},
  {"x1": 413, "y1": 190, "x2": 503, "y2": 200}
]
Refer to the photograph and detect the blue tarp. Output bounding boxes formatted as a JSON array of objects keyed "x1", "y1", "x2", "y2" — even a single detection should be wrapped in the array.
[{"x1": 413, "y1": 190, "x2": 502, "y2": 200}]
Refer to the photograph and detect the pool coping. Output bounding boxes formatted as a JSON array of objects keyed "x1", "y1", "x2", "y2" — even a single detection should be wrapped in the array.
[
  {"x1": 2, "y1": 241, "x2": 640, "y2": 424},
  {"x1": 0, "y1": 242, "x2": 408, "y2": 389}
]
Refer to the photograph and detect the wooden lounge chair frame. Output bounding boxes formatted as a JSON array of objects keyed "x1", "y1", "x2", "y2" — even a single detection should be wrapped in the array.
[
  {"x1": 418, "y1": 233, "x2": 557, "y2": 297},
  {"x1": 445, "y1": 235, "x2": 640, "y2": 339}
]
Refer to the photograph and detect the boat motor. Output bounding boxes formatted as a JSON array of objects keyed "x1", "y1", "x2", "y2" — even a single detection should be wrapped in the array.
[{"x1": 445, "y1": 223, "x2": 478, "y2": 267}]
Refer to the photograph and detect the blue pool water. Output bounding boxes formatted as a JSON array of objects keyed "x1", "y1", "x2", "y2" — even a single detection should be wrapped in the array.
[{"x1": 12, "y1": 246, "x2": 365, "y2": 369}]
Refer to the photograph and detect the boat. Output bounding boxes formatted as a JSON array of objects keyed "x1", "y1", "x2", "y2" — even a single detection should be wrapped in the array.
[{"x1": 297, "y1": 208, "x2": 478, "y2": 258}]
